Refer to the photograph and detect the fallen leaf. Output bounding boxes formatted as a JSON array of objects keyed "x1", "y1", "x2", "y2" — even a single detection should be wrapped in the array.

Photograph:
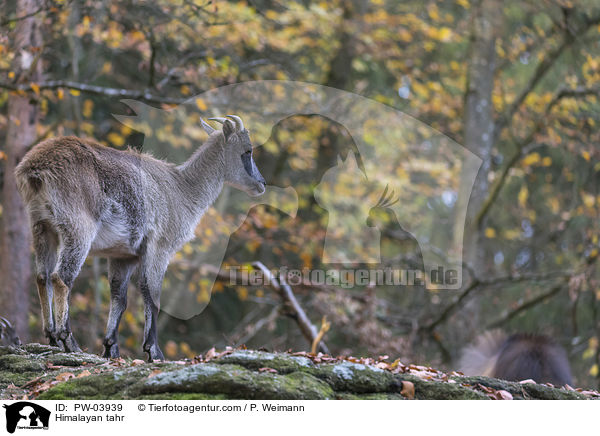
[
  {"x1": 495, "y1": 390, "x2": 513, "y2": 400},
  {"x1": 205, "y1": 347, "x2": 216, "y2": 361},
  {"x1": 55, "y1": 372, "x2": 75, "y2": 382},
  {"x1": 400, "y1": 381, "x2": 415, "y2": 399}
]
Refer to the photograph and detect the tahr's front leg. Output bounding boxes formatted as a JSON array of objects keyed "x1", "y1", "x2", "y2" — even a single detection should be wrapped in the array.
[
  {"x1": 103, "y1": 259, "x2": 136, "y2": 358},
  {"x1": 139, "y1": 255, "x2": 167, "y2": 362}
]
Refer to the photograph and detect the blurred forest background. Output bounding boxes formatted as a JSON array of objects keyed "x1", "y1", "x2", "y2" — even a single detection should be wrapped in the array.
[{"x1": 1, "y1": 0, "x2": 600, "y2": 389}]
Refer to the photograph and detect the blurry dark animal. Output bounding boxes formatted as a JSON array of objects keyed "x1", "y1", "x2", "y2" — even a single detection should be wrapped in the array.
[
  {"x1": 0, "y1": 317, "x2": 21, "y2": 346},
  {"x1": 458, "y1": 331, "x2": 572, "y2": 386}
]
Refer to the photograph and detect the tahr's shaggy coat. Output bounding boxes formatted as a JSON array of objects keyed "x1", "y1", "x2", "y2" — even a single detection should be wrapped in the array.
[{"x1": 15, "y1": 115, "x2": 265, "y2": 360}]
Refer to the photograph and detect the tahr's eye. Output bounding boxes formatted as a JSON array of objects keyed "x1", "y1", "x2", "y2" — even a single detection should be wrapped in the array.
[{"x1": 243, "y1": 150, "x2": 252, "y2": 155}]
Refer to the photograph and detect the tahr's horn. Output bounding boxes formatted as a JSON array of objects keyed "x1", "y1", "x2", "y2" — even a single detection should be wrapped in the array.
[
  {"x1": 226, "y1": 114, "x2": 244, "y2": 131},
  {"x1": 200, "y1": 118, "x2": 215, "y2": 134}
]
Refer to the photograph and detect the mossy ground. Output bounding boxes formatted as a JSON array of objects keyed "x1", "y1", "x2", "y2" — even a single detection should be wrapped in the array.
[{"x1": 0, "y1": 344, "x2": 593, "y2": 400}]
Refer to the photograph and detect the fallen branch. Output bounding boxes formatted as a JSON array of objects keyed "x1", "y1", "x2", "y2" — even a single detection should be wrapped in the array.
[
  {"x1": 194, "y1": 261, "x2": 330, "y2": 353},
  {"x1": 252, "y1": 261, "x2": 330, "y2": 354},
  {"x1": 311, "y1": 317, "x2": 331, "y2": 354}
]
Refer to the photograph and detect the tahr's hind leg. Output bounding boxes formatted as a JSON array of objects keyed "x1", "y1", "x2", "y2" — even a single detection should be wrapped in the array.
[
  {"x1": 32, "y1": 221, "x2": 59, "y2": 346},
  {"x1": 103, "y1": 258, "x2": 136, "y2": 358},
  {"x1": 51, "y1": 226, "x2": 93, "y2": 352}
]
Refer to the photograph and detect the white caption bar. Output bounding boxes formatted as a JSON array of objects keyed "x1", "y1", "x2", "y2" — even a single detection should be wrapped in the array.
[{"x1": 0, "y1": 400, "x2": 595, "y2": 435}]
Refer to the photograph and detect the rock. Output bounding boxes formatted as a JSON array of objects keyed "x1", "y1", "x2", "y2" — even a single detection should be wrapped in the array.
[
  {"x1": 137, "y1": 363, "x2": 334, "y2": 400},
  {"x1": 212, "y1": 350, "x2": 315, "y2": 373},
  {"x1": 46, "y1": 352, "x2": 106, "y2": 367},
  {"x1": 0, "y1": 344, "x2": 595, "y2": 400},
  {"x1": 311, "y1": 361, "x2": 397, "y2": 393},
  {"x1": 22, "y1": 343, "x2": 62, "y2": 355}
]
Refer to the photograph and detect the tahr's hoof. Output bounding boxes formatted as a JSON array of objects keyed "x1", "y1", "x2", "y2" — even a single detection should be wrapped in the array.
[
  {"x1": 103, "y1": 343, "x2": 120, "y2": 359},
  {"x1": 45, "y1": 329, "x2": 60, "y2": 348},
  {"x1": 145, "y1": 344, "x2": 165, "y2": 362},
  {"x1": 59, "y1": 332, "x2": 81, "y2": 353}
]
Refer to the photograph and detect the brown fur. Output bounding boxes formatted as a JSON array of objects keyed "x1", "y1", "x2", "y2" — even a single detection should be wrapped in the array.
[{"x1": 15, "y1": 118, "x2": 265, "y2": 361}]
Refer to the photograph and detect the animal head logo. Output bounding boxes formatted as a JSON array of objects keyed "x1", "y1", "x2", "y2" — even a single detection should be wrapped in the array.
[
  {"x1": 3, "y1": 402, "x2": 50, "y2": 433},
  {"x1": 115, "y1": 80, "x2": 481, "y2": 318}
]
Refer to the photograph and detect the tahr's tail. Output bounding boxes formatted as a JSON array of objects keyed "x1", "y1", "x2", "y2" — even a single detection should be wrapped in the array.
[{"x1": 458, "y1": 330, "x2": 507, "y2": 377}]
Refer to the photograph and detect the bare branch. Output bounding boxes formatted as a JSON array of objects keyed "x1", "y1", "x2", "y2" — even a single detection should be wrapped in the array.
[
  {"x1": 421, "y1": 278, "x2": 481, "y2": 333},
  {"x1": 475, "y1": 86, "x2": 600, "y2": 226},
  {"x1": 486, "y1": 280, "x2": 565, "y2": 329},
  {"x1": 493, "y1": 12, "x2": 600, "y2": 142},
  {"x1": 0, "y1": 80, "x2": 188, "y2": 105},
  {"x1": 0, "y1": 3, "x2": 47, "y2": 26},
  {"x1": 422, "y1": 269, "x2": 575, "y2": 333},
  {"x1": 493, "y1": 35, "x2": 573, "y2": 140},
  {"x1": 486, "y1": 254, "x2": 599, "y2": 329}
]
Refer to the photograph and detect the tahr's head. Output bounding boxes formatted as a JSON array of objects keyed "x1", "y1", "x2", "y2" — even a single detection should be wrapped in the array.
[{"x1": 203, "y1": 115, "x2": 266, "y2": 197}]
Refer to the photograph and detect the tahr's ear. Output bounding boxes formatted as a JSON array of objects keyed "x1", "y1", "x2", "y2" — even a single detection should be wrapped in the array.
[{"x1": 223, "y1": 119, "x2": 235, "y2": 140}]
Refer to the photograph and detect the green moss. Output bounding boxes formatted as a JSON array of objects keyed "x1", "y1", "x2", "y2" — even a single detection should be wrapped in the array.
[
  {"x1": 0, "y1": 345, "x2": 26, "y2": 356},
  {"x1": 46, "y1": 353, "x2": 106, "y2": 367},
  {"x1": 335, "y1": 392, "x2": 406, "y2": 400},
  {"x1": 399, "y1": 375, "x2": 489, "y2": 400},
  {"x1": 138, "y1": 363, "x2": 334, "y2": 400},
  {"x1": 0, "y1": 354, "x2": 46, "y2": 372},
  {"x1": 214, "y1": 350, "x2": 314, "y2": 374},
  {"x1": 138, "y1": 393, "x2": 230, "y2": 400},
  {"x1": 520, "y1": 382, "x2": 587, "y2": 400},
  {"x1": 38, "y1": 366, "x2": 156, "y2": 400},
  {"x1": 452, "y1": 376, "x2": 586, "y2": 400},
  {"x1": 0, "y1": 371, "x2": 37, "y2": 388},
  {"x1": 23, "y1": 343, "x2": 62, "y2": 355}
]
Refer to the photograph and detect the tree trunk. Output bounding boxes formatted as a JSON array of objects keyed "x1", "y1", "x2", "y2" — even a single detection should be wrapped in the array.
[
  {"x1": 455, "y1": 0, "x2": 499, "y2": 269},
  {"x1": 0, "y1": 0, "x2": 43, "y2": 341}
]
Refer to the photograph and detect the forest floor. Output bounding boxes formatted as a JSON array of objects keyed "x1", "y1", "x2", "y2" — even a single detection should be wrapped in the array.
[{"x1": 0, "y1": 344, "x2": 598, "y2": 400}]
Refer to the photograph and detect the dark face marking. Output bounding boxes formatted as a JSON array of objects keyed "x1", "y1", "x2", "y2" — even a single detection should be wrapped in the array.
[
  {"x1": 241, "y1": 151, "x2": 253, "y2": 177},
  {"x1": 241, "y1": 150, "x2": 266, "y2": 185}
]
